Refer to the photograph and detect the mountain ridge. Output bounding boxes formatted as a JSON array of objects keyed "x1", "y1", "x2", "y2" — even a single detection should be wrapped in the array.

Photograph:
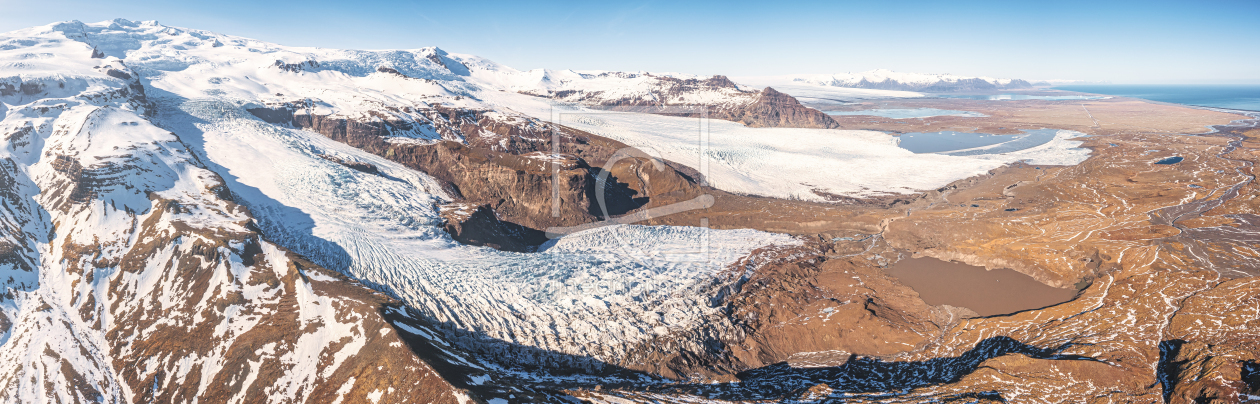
[{"x1": 740, "y1": 69, "x2": 1036, "y2": 92}]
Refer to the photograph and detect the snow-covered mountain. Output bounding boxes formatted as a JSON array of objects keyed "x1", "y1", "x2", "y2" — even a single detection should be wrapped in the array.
[
  {"x1": 488, "y1": 69, "x2": 755, "y2": 104},
  {"x1": 475, "y1": 69, "x2": 842, "y2": 128},
  {"x1": 0, "y1": 20, "x2": 469, "y2": 402}
]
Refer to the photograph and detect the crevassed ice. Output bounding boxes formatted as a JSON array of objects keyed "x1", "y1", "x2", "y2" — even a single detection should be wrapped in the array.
[{"x1": 157, "y1": 98, "x2": 799, "y2": 364}]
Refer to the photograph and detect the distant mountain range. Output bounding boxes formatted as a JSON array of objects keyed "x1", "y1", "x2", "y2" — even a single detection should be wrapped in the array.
[{"x1": 741, "y1": 69, "x2": 1036, "y2": 92}]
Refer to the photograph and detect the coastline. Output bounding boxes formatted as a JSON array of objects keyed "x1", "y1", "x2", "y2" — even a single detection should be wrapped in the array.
[{"x1": 1050, "y1": 84, "x2": 1260, "y2": 112}]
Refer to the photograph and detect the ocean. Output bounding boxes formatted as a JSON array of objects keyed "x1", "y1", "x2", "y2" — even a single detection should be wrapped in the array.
[{"x1": 1051, "y1": 85, "x2": 1260, "y2": 112}]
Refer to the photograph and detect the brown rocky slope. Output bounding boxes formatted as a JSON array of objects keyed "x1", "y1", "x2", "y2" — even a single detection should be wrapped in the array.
[
  {"x1": 0, "y1": 74, "x2": 468, "y2": 403},
  {"x1": 566, "y1": 106, "x2": 1260, "y2": 403}
]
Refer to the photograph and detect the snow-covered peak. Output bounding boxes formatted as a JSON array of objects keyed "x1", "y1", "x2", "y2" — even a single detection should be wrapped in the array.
[
  {"x1": 734, "y1": 69, "x2": 1033, "y2": 93},
  {"x1": 8, "y1": 18, "x2": 472, "y2": 83}
]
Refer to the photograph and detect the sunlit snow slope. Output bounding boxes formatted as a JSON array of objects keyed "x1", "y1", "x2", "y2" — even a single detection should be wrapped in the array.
[{"x1": 0, "y1": 21, "x2": 465, "y2": 403}]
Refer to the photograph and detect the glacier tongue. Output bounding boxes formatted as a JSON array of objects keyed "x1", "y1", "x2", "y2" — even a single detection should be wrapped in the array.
[{"x1": 156, "y1": 95, "x2": 800, "y2": 369}]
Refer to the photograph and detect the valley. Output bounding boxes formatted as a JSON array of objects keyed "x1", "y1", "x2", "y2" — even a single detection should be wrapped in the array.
[{"x1": 0, "y1": 18, "x2": 1257, "y2": 404}]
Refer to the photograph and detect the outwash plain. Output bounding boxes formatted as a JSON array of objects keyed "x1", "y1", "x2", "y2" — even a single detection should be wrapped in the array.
[{"x1": 592, "y1": 94, "x2": 1260, "y2": 403}]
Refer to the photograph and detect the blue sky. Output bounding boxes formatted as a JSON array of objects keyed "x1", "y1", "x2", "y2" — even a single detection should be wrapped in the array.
[{"x1": 2, "y1": 0, "x2": 1257, "y2": 83}]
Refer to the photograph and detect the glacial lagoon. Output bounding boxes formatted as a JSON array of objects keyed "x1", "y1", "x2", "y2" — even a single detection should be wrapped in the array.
[{"x1": 896, "y1": 128, "x2": 1060, "y2": 155}]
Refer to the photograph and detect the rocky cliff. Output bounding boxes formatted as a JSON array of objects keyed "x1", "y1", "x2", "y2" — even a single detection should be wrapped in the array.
[{"x1": 712, "y1": 87, "x2": 840, "y2": 129}]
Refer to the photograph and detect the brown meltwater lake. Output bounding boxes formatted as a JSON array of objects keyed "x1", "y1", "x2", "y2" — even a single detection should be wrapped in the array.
[{"x1": 885, "y1": 257, "x2": 1080, "y2": 317}]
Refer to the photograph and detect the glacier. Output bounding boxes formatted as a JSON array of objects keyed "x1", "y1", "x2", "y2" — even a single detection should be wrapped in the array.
[{"x1": 0, "y1": 18, "x2": 1094, "y2": 380}]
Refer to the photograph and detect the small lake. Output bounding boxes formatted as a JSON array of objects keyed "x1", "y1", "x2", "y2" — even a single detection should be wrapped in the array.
[
  {"x1": 1155, "y1": 156, "x2": 1184, "y2": 165},
  {"x1": 934, "y1": 94, "x2": 1108, "y2": 101},
  {"x1": 897, "y1": 128, "x2": 1059, "y2": 154},
  {"x1": 885, "y1": 257, "x2": 1079, "y2": 317},
  {"x1": 826, "y1": 108, "x2": 987, "y2": 119}
]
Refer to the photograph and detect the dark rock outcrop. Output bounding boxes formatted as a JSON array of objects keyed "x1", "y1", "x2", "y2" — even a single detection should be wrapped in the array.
[
  {"x1": 712, "y1": 87, "x2": 839, "y2": 129},
  {"x1": 274, "y1": 59, "x2": 319, "y2": 73},
  {"x1": 426, "y1": 53, "x2": 469, "y2": 75},
  {"x1": 439, "y1": 203, "x2": 547, "y2": 252},
  {"x1": 317, "y1": 154, "x2": 379, "y2": 174}
]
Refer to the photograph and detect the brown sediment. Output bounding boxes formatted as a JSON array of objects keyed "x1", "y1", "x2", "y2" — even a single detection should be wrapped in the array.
[{"x1": 883, "y1": 257, "x2": 1079, "y2": 317}]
